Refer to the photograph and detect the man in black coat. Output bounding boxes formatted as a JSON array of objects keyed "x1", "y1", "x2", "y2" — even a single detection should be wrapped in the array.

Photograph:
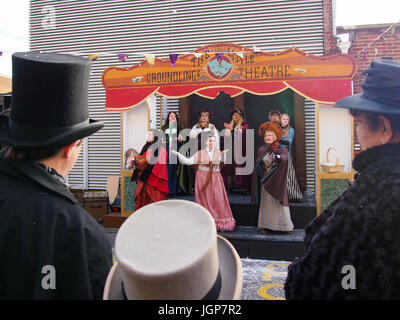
[
  {"x1": 0, "y1": 52, "x2": 113, "y2": 299},
  {"x1": 284, "y1": 59, "x2": 400, "y2": 299}
]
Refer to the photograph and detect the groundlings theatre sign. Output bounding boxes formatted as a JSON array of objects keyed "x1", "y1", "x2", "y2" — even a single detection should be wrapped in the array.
[{"x1": 102, "y1": 43, "x2": 356, "y2": 111}]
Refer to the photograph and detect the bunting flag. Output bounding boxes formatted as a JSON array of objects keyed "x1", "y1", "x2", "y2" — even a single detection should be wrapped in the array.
[
  {"x1": 145, "y1": 54, "x2": 155, "y2": 65},
  {"x1": 117, "y1": 53, "x2": 129, "y2": 61},
  {"x1": 363, "y1": 47, "x2": 368, "y2": 60},
  {"x1": 253, "y1": 45, "x2": 261, "y2": 53},
  {"x1": 215, "y1": 53, "x2": 224, "y2": 61},
  {"x1": 236, "y1": 52, "x2": 244, "y2": 59},
  {"x1": 0, "y1": 51, "x2": 2, "y2": 57},
  {"x1": 169, "y1": 54, "x2": 179, "y2": 67},
  {"x1": 88, "y1": 54, "x2": 99, "y2": 61},
  {"x1": 193, "y1": 52, "x2": 203, "y2": 58}
]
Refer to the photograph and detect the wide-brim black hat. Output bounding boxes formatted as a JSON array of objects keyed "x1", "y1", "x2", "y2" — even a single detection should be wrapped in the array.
[
  {"x1": 334, "y1": 59, "x2": 400, "y2": 116},
  {"x1": 0, "y1": 52, "x2": 104, "y2": 149},
  {"x1": 230, "y1": 108, "x2": 245, "y2": 119}
]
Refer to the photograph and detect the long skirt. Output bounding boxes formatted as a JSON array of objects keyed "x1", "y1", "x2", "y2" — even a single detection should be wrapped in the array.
[
  {"x1": 134, "y1": 180, "x2": 167, "y2": 211},
  {"x1": 195, "y1": 170, "x2": 236, "y2": 232},
  {"x1": 167, "y1": 163, "x2": 182, "y2": 195},
  {"x1": 258, "y1": 187, "x2": 293, "y2": 231},
  {"x1": 287, "y1": 156, "x2": 303, "y2": 201}
]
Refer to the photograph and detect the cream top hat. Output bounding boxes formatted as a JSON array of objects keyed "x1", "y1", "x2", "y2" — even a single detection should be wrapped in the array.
[{"x1": 103, "y1": 200, "x2": 242, "y2": 300}]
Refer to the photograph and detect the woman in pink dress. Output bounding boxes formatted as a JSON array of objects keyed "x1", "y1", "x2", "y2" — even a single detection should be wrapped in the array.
[{"x1": 172, "y1": 135, "x2": 236, "y2": 232}]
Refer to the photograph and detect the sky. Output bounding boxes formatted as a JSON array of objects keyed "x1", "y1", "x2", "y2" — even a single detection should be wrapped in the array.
[{"x1": 0, "y1": 0, "x2": 400, "y2": 77}]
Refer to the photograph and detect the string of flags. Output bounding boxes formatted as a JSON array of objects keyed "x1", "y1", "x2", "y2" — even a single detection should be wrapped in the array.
[
  {"x1": 85, "y1": 48, "x2": 260, "y2": 66},
  {"x1": 0, "y1": 45, "x2": 264, "y2": 68},
  {"x1": 354, "y1": 22, "x2": 397, "y2": 60},
  {"x1": 1, "y1": 27, "x2": 398, "y2": 66}
]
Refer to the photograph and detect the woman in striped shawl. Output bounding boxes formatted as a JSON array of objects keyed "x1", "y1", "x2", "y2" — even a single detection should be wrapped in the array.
[{"x1": 279, "y1": 113, "x2": 303, "y2": 201}]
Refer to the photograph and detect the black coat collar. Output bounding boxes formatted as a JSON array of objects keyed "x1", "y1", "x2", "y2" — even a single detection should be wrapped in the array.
[
  {"x1": 352, "y1": 142, "x2": 400, "y2": 172},
  {"x1": 0, "y1": 157, "x2": 78, "y2": 204}
]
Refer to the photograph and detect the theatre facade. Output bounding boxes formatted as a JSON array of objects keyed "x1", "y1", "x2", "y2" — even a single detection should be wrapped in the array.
[{"x1": 30, "y1": 0, "x2": 353, "y2": 213}]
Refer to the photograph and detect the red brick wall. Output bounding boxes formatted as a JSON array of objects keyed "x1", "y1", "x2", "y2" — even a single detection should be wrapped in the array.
[
  {"x1": 338, "y1": 25, "x2": 400, "y2": 93},
  {"x1": 323, "y1": 0, "x2": 339, "y2": 55}
]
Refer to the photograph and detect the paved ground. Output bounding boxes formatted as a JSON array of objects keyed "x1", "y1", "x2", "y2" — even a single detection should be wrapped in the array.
[
  {"x1": 241, "y1": 259, "x2": 289, "y2": 300},
  {"x1": 104, "y1": 227, "x2": 290, "y2": 300}
]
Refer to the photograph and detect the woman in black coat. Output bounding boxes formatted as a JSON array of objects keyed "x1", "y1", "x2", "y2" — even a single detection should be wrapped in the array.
[{"x1": 284, "y1": 59, "x2": 400, "y2": 300}]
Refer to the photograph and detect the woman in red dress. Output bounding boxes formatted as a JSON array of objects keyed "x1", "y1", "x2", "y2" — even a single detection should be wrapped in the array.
[{"x1": 131, "y1": 130, "x2": 169, "y2": 210}]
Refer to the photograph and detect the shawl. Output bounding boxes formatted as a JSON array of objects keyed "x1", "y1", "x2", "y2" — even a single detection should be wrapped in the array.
[{"x1": 253, "y1": 143, "x2": 289, "y2": 206}]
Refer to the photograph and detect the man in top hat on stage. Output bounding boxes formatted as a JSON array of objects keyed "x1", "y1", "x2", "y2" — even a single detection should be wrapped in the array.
[{"x1": 0, "y1": 52, "x2": 112, "y2": 299}]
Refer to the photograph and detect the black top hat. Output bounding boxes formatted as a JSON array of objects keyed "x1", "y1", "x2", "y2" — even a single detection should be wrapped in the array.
[
  {"x1": 230, "y1": 108, "x2": 245, "y2": 119},
  {"x1": 334, "y1": 59, "x2": 400, "y2": 116},
  {"x1": 0, "y1": 52, "x2": 104, "y2": 149}
]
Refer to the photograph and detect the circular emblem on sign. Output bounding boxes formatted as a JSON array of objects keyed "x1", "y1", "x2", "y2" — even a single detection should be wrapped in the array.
[{"x1": 206, "y1": 55, "x2": 233, "y2": 80}]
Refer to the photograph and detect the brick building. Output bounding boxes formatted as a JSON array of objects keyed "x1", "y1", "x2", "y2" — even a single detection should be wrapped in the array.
[
  {"x1": 337, "y1": 23, "x2": 400, "y2": 151},
  {"x1": 337, "y1": 23, "x2": 400, "y2": 93}
]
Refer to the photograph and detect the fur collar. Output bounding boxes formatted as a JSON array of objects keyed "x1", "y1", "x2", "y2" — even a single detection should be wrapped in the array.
[{"x1": 352, "y1": 142, "x2": 400, "y2": 172}]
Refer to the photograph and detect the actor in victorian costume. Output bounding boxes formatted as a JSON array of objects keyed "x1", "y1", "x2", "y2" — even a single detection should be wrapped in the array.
[
  {"x1": 268, "y1": 109, "x2": 281, "y2": 123},
  {"x1": 189, "y1": 109, "x2": 220, "y2": 151},
  {"x1": 161, "y1": 111, "x2": 191, "y2": 195},
  {"x1": 131, "y1": 130, "x2": 169, "y2": 210},
  {"x1": 221, "y1": 108, "x2": 251, "y2": 193},
  {"x1": 285, "y1": 59, "x2": 400, "y2": 299},
  {"x1": 279, "y1": 113, "x2": 303, "y2": 201},
  {"x1": 253, "y1": 121, "x2": 293, "y2": 234},
  {"x1": 0, "y1": 52, "x2": 112, "y2": 299},
  {"x1": 172, "y1": 135, "x2": 235, "y2": 232}
]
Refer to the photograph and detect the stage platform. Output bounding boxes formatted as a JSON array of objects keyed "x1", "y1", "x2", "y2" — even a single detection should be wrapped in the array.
[
  {"x1": 170, "y1": 191, "x2": 317, "y2": 229},
  {"x1": 104, "y1": 191, "x2": 315, "y2": 261},
  {"x1": 220, "y1": 226, "x2": 305, "y2": 261}
]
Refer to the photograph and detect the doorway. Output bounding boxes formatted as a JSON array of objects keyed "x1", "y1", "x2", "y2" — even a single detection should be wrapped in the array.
[
  {"x1": 187, "y1": 89, "x2": 307, "y2": 191},
  {"x1": 244, "y1": 89, "x2": 307, "y2": 190}
]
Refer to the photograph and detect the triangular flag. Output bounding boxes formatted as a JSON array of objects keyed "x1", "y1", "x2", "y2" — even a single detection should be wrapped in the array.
[
  {"x1": 145, "y1": 54, "x2": 155, "y2": 65},
  {"x1": 236, "y1": 52, "x2": 244, "y2": 59},
  {"x1": 363, "y1": 47, "x2": 368, "y2": 60},
  {"x1": 253, "y1": 45, "x2": 261, "y2": 53},
  {"x1": 215, "y1": 53, "x2": 224, "y2": 61},
  {"x1": 169, "y1": 54, "x2": 179, "y2": 67},
  {"x1": 117, "y1": 53, "x2": 129, "y2": 61},
  {"x1": 193, "y1": 52, "x2": 203, "y2": 58},
  {"x1": 88, "y1": 54, "x2": 99, "y2": 61}
]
